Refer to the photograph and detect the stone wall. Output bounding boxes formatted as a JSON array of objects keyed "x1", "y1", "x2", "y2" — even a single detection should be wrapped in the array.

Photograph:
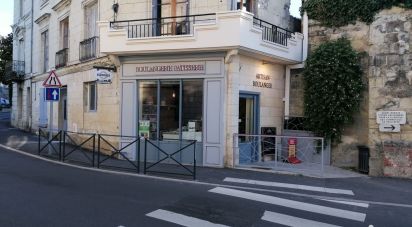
[{"x1": 305, "y1": 7, "x2": 412, "y2": 178}]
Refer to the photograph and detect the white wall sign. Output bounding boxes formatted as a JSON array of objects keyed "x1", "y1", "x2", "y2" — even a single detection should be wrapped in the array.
[
  {"x1": 376, "y1": 111, "x2": 406, "y2": 124},
  {"x1": 379, "y1": 124, "x2": 401, "y2": 132},
  {"x1": 96, "y1": 69, "x2": 113, "y2": 84},
  {"x1": 123, "y1": 61, "x2": 206, "y2": 76}
]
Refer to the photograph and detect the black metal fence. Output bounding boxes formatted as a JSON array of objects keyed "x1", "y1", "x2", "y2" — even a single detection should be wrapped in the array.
[
  {"x1": 253, "y1": 17, "x2": 293, "y2": 46},
  {"x1": 38, "y1": 128, "x2": 62, "y2": 160},
  {"x1": 110, "y1": 14, "x2": 216, "y2": 39},
  {"x1": 79, "y1": 36, "x2": 98, "y2": 61},
  {"x1": 97, "y1": 134, "x2": 140, "y2": 173},
  {"x1": 55, "y1": 48, "x2": 69, "y2": 68},
  {"x1": 37, "y1": 130, "x2": 198, "y2": 179},
  {"x1": 62, "y1": 131, "x2": 96, "y2": 166},
  {"x1": 144, "y1": 139, "x2": 197, "y2": 180}
]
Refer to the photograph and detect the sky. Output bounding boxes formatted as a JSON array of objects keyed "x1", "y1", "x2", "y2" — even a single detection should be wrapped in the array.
[
  {"x1": 290, "y1": 0, "x2": 302, "y2": 18},
  {"x1": 0, "y1": 1, "x2": 13, "y2": 37}
]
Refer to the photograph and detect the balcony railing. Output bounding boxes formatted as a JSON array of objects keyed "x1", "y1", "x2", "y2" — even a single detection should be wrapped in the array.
[
  {"x1": 79, "y1": 36, "x2": 99, "y2": 62},
  {"x1": 110, "y1": 14, "x2": 216, "y2": 39},
  {"x1": 55, "y1": 48, "x2": 69, "y2": 68},
  {"x1": 253, "y1": 17, "x2": 293, "y2": 46},
  {"x1": 4, "y1": 60, "x2": 25, "y2": 82}
]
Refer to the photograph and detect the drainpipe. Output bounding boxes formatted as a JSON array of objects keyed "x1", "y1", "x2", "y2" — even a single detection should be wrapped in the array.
[
  {"x1": 30, "y1": 0, "x2": 33, "y2": 75},
  {"x1": 29, "y1": 0, "x2": 34, "y2": 131}
]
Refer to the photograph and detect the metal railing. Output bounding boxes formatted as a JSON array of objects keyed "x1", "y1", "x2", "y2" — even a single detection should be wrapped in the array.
[
  {"x1": 79, "y1": 36, "x2": 99, "y2": 62},
  {"x1": 38, "y1": 128, "x2": 62, "y2": 160},
  {"x1": 4, "y1": 60, "x2": 25, "y2": 82},
  {"x1": 234, "y1": 133, "x2": 325, "y2": 174},
  {"x1": 37, "y1": 130, "x2": 199, "y2": 180},
  {"x1": 110, "y1": 14, "x2": 216, "y2": 38},
  {"x1": 55, "y1": 48, "x2": 69, "y2": 68},
  {"x1": 62, "y1": 131, "x2": 96, "y2": 166},
  {"x1": 253, "y1": 17, "x2": 293, "y2": 46},
  {"x1": 97, "y1": 134, "x2": 140, "y2": 173},
  {"x1": 144, "y1": 138, "x2": 197, "y2": 180}
]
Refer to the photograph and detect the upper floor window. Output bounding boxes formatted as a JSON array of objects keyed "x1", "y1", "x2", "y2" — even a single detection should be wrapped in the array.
[
  {"x1": 18, "y1": 39, "x2": 25, "y2": 61},
  {"x1": 41, "y1": 30, "x2": 49, "y2": 73},
  {"x1": 84, "y1": 2, "x2": 98, "y2": 39},
  {"x1": 237, "y1": 0, "x2": 256, "y2": 14},
  {"x1": 19, "y1": 0, "x2": 24, "y2": 17},
  {"x1": 60, "y1": 17, "x2": 69, "y2": 49}
]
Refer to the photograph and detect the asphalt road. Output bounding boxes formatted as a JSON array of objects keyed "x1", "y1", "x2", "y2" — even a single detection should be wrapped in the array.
[{"x1": 1, "y1": 110, "x2": 412, "y2": 227}]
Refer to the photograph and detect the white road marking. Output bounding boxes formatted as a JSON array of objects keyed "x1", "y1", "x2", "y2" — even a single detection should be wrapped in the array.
[
  {"x1": 320, "y1": 199, "x2": 369, "y2": 208},
  {"x1": 209, "y1": 187, "x2": 366, "y2": 222},
  {"x1": 261, "y1": 211, "x2": 341, "y2": 227},
  {"x1": 146, "y1": 209, "x2": 229, "y2": 227},
  {"x1": 223, "y1": 177, "x2": 354, "y2": 196}
]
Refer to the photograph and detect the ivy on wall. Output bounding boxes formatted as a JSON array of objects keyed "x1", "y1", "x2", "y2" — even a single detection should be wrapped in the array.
[
  {"x1": 303, "y1": 38, "x2": 364, "y2": 142},
  {"x1": 301, "y1": 0, "x2": 412, "y2": 27}
]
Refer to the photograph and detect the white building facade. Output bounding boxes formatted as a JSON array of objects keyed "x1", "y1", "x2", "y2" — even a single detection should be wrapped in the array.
[{"x1": 11, "y1": 0, "x2": 307, "y2": 168}]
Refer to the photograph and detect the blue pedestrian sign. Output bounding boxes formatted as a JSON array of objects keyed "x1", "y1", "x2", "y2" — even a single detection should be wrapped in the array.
[{"x1": 45, "y1": 88, "x2": 60, "y2": 101}]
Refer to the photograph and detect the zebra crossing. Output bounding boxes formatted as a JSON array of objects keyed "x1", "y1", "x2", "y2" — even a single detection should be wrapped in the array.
[{"x1": 145, "y1": 177, "x2": 370, "y2": 227}]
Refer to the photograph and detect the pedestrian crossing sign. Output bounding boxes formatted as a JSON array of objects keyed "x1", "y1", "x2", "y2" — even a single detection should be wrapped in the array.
[{"x1": 42, "y1": 70, "x2": 62, "y2": 87}]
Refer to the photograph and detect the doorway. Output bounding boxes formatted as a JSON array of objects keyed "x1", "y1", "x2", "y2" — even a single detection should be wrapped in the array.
[
  {"x1": 58, "y1": 87, "x2": 67, "y2": 131},
  {"x1": 238, "y1": 93, "x2": 259, "y2": 163}
]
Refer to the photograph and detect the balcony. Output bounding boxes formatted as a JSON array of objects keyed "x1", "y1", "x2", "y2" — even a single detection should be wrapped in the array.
[
  {"x1": 4, "y1": 61, "x2": 25, "y2": 82},
  {"x1": 80, "y1": 36, "x2": 99, "y2": 62},
  {"x1": 55, "y1": 48, "x2": 68, "y2": 68},
  {"x1": 99, "y1": 11, "x2": 304, "y2": 63}
]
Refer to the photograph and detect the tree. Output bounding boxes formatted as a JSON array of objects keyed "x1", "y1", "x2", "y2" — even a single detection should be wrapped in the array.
[
  {"x1": 303, "y1": 38, "x2": 364, "y2": 142},
  {"x1": 0, "y1": 33, "x2": 13, "y2": 84},
  {"x1": 0, "y1": 33, "x2": 14, "y2": 104}
]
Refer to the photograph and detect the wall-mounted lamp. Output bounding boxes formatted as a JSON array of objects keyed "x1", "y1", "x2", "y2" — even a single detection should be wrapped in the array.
[{"x1": 112, "y1": 1, "x2": 119, "y2": 21}]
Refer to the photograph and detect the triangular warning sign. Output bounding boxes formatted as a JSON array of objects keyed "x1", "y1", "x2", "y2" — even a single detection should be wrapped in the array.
[{"x1": 43, "y1": 70, "x2": 62, "y2": 87}]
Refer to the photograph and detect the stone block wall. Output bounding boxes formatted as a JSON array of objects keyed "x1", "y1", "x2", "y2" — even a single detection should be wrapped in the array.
[
  {"x1": 383, "y1": 142, "x2": 412, "y2": 178},
  {"x1": 305, "y1": 7, "x2": 412, "y2": 177}
]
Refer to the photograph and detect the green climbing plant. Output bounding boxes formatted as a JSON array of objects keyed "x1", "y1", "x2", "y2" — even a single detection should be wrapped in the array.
[
  {"x1": 301, "y1": 0, "x2": 412, "y2": 27},
  {"x1": 303, "y1": 38, "x2": 364, "y2": 142}
]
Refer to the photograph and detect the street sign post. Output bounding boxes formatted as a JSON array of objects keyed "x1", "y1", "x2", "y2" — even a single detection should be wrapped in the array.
[{"x1": 42, "y1": 70, "x2": 62, "y2": 155}]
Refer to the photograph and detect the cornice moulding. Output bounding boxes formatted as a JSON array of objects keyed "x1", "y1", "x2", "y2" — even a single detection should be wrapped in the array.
[
  {"x1": 52, "y1": 0, "x2": 72, "y2": 11},
  {"x1": 35, "y1": 13, "x2": 51, "y2": 24}
]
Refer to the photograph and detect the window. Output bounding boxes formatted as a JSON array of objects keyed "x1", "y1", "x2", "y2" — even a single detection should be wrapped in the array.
[
  {"x1": 84, "y1": 82, "x2": 97, "y2": 111},
  {"x1": 18, "y1": 39, "x2": 24, "y2": 61},
  {"x1": 60, "y1": 17, "x2": 69, "y2": 49},
  {"x1": 19, "y1": 0, "x2": 24, "y2": 17},
  {"x1": 84, "y1": 2, "x2": 98, "y2": 39},
  {"x1": 138, "y1": 79, "x2": 203, "y2": 142},
  {"x1": 237, "y1": 0, "x2": 256, "y2": 14},
  {"x1": 41, "y1": 30, "x2": 49, "y2": 73}
]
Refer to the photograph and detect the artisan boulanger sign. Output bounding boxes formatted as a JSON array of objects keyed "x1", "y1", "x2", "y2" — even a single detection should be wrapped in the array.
[
  {"x1": 253, "y1": 73, "x2": 273, "y2": 88},
  {"x1": 125, "y1": 61, "x2": 206, "y2": 76}
]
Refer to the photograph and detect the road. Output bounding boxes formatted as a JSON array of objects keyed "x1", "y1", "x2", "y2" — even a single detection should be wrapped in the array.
[{"x1": 1, "y1": 110, "x2": 412, "y2": 227}]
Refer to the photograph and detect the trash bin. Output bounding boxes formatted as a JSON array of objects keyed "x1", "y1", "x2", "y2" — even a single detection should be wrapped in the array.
[{"x1": 357, "y1": 146, "x2": 370, "y2": 174}]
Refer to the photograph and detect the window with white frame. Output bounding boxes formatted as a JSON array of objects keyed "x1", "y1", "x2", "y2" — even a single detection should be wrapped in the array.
[
  {"x1": 41, "y1": 30, "x2": 49, "y2": 73},
  {"x1": 84, "y1": 82, "x2": 97, "y2": 111}
]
